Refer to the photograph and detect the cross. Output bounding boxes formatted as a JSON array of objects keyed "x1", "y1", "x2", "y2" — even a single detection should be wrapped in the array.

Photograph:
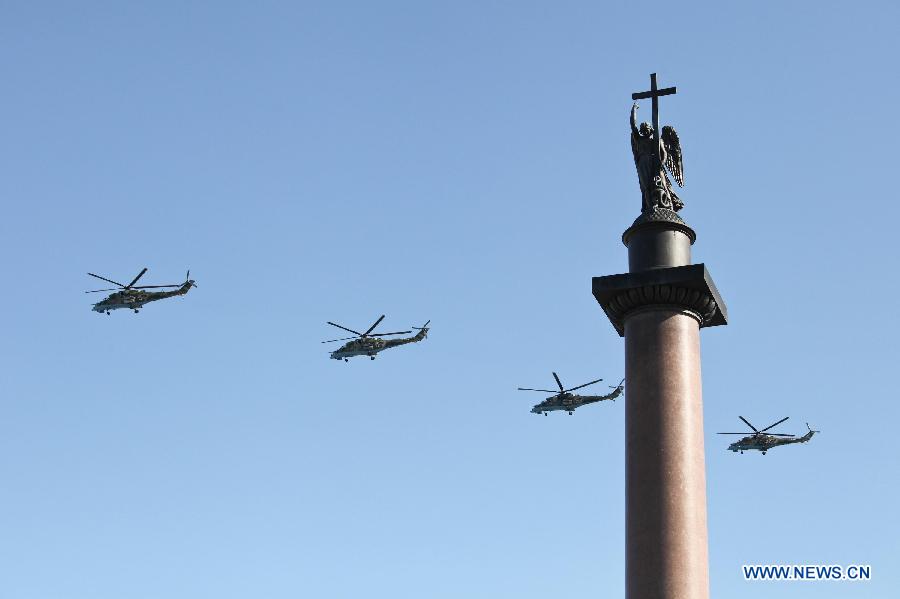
[{"x1": 632, "y1": 73, "x2": 676, "y2": 158}]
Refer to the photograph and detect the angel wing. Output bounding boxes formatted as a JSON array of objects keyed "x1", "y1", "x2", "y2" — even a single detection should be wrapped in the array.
[{"x1": 661, "y1": 125, "x2": 684, "y2": 187}]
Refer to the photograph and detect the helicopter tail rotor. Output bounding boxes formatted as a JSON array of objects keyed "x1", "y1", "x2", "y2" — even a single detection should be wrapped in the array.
[
  {"x1": 412, "y1": 320, "x2": 431, "y2": 338},
  {"x1": 607, "y1": 378, "x2": 625, "y2": 400},
  {"x1": 794, "y1": 422, "x2": 819, "y2": 443}
]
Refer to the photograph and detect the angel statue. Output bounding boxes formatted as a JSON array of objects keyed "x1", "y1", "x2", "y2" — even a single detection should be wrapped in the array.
[{"x1": 630, "y1": 103, "x2": 684, "y2": 212}]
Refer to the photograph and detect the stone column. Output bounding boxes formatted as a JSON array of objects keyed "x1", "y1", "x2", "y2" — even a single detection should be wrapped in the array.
[{"x1": 593, "y1": 209, "x2": 727, "y2": 599}]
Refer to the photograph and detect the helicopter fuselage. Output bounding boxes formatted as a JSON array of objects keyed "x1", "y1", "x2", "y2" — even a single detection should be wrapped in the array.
[
  {"x1": 531, "y1": 387, "x2": 623, "y2": 415},
  {"x1": 330, "y1": 328, "x2": 427, "y2": 361},
  {"x1": 727, "y1": 430, "x2": 816, "y2": 454},
  {"x1": 330, "y1": 337, "x2": 388, "y2": 360},
  {"x1": 92, "y1": 283, "x2": 193, "y2": 314}
]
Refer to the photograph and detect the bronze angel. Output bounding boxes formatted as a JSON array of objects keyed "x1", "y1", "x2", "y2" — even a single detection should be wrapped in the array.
[{"x1": 630, "y1": 103, "x2": 684, "y2": 212}]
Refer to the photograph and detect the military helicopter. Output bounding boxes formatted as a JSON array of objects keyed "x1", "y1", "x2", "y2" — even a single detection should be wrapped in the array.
[
  {"x1": 323, "y1": 315, "x2": 430, "y2": 361},
  {"x1": 86, "y1": 268, "x2": 196, "y2": 315},
  {"x1": 718, "y1": 416, "x2": 819, "y2": 455},
  {"x1": 519, "y1": 373, "x2": 624, "y2": 415}
]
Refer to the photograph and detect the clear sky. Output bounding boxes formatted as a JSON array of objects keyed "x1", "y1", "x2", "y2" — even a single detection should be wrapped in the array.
[{"x1": 2, "y1": 1, "x2": 898, "y2": 598}]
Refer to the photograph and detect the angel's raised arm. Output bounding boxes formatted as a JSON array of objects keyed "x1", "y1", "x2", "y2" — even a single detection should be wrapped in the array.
[{"x1": 630, "y1": 103, "x2": 640, "y2": 136}]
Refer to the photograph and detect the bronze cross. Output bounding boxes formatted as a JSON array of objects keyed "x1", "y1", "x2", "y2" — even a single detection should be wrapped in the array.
[{"x1": 631, "y1": 73, "x2": 676, "y2": 158}]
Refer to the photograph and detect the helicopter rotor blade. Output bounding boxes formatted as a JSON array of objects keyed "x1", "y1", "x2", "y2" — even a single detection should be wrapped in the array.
[
  {"x1": 552, "y1": 372, "x2": 565, "y2": 392},
  {"x1": 369, "y1": 331, "x2": 412, "y2": 337},
  {"x1": 716, "y1": 431, "x2": 795, "y2": 437},
  {"x1": 412, "y1": 320, "x2": 431, "y2": 329},
  {"x1": 517, "y1": 388, "x2": 560, "y2": 393},
  {"x1": 87, "y1": 273, "x2": 126, "y2": 288},
  {"x1": 565, "y1": 378, "x2": 604, "y2": 393},
  {"x1": 738, "y1": 416, "x2": 759, "y2": 433},
  {"x1": 363, "y1": 315, "x2": 386, "y2": 337},
  {"x1": 327, "y1": 322, "x2": 363, "y2": 336},
  {"x1": 321, "y1": 336, "x2": 358, "y2": 343},
  {"x1": 760, "y1": 416, "x2": 790, "y2": 432},
  {"x1": 125, "y1": 268, "x2": 148, "y2": 289},
  {"x1": 132, "y1": 284, "x2": 182, "y2": 289},
  {"x1": 85, "y1": 288, "x2": 121, "y2": 293}
]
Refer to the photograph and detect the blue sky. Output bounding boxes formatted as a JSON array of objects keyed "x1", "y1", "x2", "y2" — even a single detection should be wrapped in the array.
[{"x1": 2, "y1": 1, "x2": 898, "y2": 597}]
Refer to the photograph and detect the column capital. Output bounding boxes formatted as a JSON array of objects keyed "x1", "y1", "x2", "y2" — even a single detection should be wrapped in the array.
[{"x1": 592, "y1": 264, "x2": 728, "y2": 337}]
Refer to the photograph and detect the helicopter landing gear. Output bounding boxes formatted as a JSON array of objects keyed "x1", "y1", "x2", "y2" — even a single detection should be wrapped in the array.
[
  {"x1": 543, "y1": 412, "x2": 547, "y2": 416},
  {"x1": 568, "y1": 411, "x2": 573, "y2": 415},
  {"x1": 762, "y1": 451, "x2": 767, "y2": 455},
  {"x1": 106, "y1": 311, "x2": 111, "y2": 316},
  {"x1": 133, "y1": 309, "x2": 140, "y2": 313},
  {"x1": 344, "y1": 358, "x2": 349, "y2": 363},
  {"x1": 740, "y1": 450, "x2": 744, "y2": 454},
  {"x1": 370, "y1": 356, "x2": 375, "y2": 360}
]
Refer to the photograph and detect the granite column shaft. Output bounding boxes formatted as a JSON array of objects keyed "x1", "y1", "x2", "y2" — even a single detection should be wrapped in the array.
[{"x1": 624, "y1": 307, "x2": 708, "y2": 599}]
